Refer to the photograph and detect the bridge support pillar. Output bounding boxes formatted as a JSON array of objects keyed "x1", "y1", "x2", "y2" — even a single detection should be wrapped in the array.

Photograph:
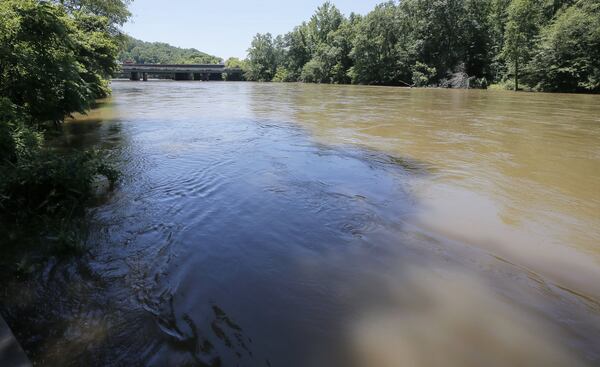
[
  {"x1": 130, "y1": 72, "x2": 140, "y2": 81},
  {"x1": 174, "y1": 72, "x2": 193, "y2": 81},
  {"x1": 142, "y1": 72, "x2": 148, "y2": 81}
]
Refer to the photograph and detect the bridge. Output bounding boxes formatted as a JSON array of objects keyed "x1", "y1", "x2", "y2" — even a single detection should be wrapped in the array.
[{"x1": 119, "y1": 64, "x2": 243, "y2": 81}]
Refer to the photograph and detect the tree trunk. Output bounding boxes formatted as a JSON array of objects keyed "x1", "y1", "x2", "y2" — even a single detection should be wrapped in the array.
[{"x1": 514, "y1": 57, "x2": 519, "y2": 91}]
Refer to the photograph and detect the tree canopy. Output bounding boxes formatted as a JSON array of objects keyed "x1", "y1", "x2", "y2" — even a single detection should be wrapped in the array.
[
  {"x1": 0, "y1": 0, "x2": 121, "y2": 124},
  {"x1": 244, "y1": 0, "x2": 600, "y2": 92},
  {"x1": 53, "y1": 0, "x2": 132, "y2": 27},
  {"x1": 118, "y1": 35, "x2": 222, "y2": 64},
  {"x1": 0, "y1": 0, "x2": 124, "y2": 233}
]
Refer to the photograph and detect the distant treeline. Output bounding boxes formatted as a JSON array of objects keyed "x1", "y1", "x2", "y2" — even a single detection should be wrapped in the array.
[
  {"x1": 119, "y1": 35, "x2": 222, "y2": 64},
  {"x1": 234, "y1": 0, "x2": 599, "y2": 92}
]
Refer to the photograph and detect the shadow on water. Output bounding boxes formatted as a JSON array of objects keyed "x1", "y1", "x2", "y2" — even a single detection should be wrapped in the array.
[
  {"x1": 0, "y1": 106, "x2": 430, "y2": 366},
  {"x1": 56, "y1": 119, "x2": 124, "y2": 151},
  {"x1": 0, "y1": 81, "x2": 598, "y2": 366}
]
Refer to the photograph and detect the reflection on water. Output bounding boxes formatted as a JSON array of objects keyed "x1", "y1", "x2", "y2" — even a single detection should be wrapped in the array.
[{"x1": 1, "y1": 81, "x2": 599, "y2": 366}]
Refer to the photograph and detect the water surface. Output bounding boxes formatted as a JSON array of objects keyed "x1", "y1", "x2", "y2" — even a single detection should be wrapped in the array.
[{"x1": 2, "y1": 82, "x2": 599, "y2": 366}]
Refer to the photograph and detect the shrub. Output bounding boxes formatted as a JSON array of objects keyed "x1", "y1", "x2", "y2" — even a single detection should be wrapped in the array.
[
  {"x1": 411, "y1": 62, "x2": 437, "y2": 87},
  {"x1": 0, "y1": 122, "x2": 118, "y2": 218},
  {"x1": 273, "y1": 66, "x2": 294, "y2": 82}
]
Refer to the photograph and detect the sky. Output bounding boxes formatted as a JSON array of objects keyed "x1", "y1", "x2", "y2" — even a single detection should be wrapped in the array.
[{"x1": 122, "y1": 0, "x2": 384, "y2": 60}]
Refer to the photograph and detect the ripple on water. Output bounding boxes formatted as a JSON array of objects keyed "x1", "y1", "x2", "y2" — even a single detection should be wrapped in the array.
[{"x1": 3, "y1": 82, "x2": 599, "y2": 367}]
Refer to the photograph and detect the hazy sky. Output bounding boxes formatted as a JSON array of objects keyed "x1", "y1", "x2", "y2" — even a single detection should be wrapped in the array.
[{"x1": 122, "y1": 0, "x2": 383, "y2": 60}]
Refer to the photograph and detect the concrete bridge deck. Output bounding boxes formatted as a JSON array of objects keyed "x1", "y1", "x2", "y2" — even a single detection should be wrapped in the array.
[{"x1": 120, "y1": 63, "x2": 242, "y2": 81}]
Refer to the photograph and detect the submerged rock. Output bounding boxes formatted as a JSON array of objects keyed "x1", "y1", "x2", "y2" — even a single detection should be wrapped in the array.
[{"x1": 91, "y1": 174, "x2": 111, "y2": 197}]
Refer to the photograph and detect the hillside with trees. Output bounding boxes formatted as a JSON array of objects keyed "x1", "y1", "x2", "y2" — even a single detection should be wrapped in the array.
[
  {"x1": 244, "y1": 0, "x2": 600, "y2": 93},
  {"x1": 118, "y1": 35, "x2": 222, "y2": 64}
]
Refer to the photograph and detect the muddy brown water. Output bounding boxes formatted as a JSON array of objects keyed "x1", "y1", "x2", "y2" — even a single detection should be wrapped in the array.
[{"x1": 1, "y1": 81, "x2": 599, "y2": 366}]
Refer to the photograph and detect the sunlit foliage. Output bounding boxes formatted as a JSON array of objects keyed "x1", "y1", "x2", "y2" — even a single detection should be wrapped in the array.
[
  {"x1": 244, "y1": 0, "x2": 599, "y2": 92},
  {"x1": 0, "y1": 0, "x2": 123, "y2": 244},
  {"x1": 118, "y1": 35, "x2": 222, "y2": 64}
]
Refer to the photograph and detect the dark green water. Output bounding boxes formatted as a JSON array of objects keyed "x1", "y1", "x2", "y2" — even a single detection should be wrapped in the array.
[{"x1": 1, "y1": 81, "x2": 599, "y2": 366}]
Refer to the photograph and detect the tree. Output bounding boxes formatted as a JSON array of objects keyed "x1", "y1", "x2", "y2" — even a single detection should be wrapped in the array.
[
  {"x1": 224, "y1": 57, "x2": 248, "y2": 81},
  {"x1": 0, "y1": 0, "x2": 93, "y2": 124},
  {"x1": 225, "y1": 57, "x2": 247, "y2": 69},
  {"x1": 53, "y1": 0, "x2": 132, "y2": 28},
  {"x1": 282, "y1": 24, "x2": 312, "y2": 80},
  {"x1": 488, "y1": 0, "x2": 512, "y2": 80},
  {"x1": 246, "y1": 33, "x2": 278, "y2": 81},
  {"x1": 526, "y1": 0, "x2": 600, "y2": 92},
  {"x1": 400, "y1": 0, "x2": 468, "y2": 80},
  {"x1": 73, "y1": 12, "x2": 121, "y2": 98},
  {"x1": 350, "y1": 2, "x2": 413, "y2": 85},
  {"x1": 0, "y1": 0, "x2": 123, "y2": 229},
  {"x1": 307, "y1": 2, "x2": 345, "y2": 50},
  {"x1": 502, "y1": 0, "x2": 544, "y2": 90},
  {"x1": 461, "y1": 0, "x2": 494, "y2": 79},
  {"x1": 300, "y1": 58, "x2": 327, "y2": 83}
]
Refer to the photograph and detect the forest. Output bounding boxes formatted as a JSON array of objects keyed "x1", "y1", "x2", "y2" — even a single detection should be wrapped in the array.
[
  {"x1": 118, "y1": 35, "x2": 222, "y2": 64},
  {"x1": 241, "y1": 0, "x2": 600, "y2": 92}
]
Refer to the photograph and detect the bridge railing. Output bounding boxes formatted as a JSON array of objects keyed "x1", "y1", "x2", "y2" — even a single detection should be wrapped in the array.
[{"x1": 116, "y1": 64, "x2": 243, "y2": 81}]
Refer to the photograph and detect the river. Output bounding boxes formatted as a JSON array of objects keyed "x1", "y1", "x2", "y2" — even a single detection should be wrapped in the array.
[{"x1": 2, "y1": 81, "x2": 599, "y2": 366}]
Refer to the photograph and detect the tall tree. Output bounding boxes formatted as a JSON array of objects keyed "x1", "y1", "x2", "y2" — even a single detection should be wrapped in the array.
[
  {"x1": 0, "y1": 0, "x2": 124, "y2": 222},
  {"x1": 461, "y1": 0, "x2": 494, "y2": 79},
  {"x1": 401, "y1": 0, "x2": 467, "y2": 80},
  {"x1": 54, "y1": 0, "x2": 132, "y2": 28},
  {"x1": 299, "y1": 2, "x2": 348, "y2": 83},
  {"x1": 350, "y1": 2, "x2": 412, "y2": 85},
  {"x1": 307, "y1": 1, "x2": 344, "y2": 50},
  {"x1": 488, "y1": 0, "x2": 512, "y2": 80},
  {"x1": 526, "y1": 0, "x2": 600, "y2": 92},
  {"x1": 502, "y1": 0, "x2": 544, "y2": 90},
  {"x1": 246, "y1": 33, "x2": 278, "y2": 81},
  {"x1": 282, "y1": 24, "x2": 312, "y2": 80},
  {"x1": 0, "y1": 0, "x2": 93, "y2": 123}
]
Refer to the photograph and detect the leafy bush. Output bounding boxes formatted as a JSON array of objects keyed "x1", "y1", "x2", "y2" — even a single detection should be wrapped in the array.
[
  {"x1": 301, "y1": 58, "x2": 327, "y2": 83},
  {"x1": 412, "y1": 62, "x2": 437, "y2": 87},
  {"x1": 273, "y1": 66, "x2": 294, "y2": 82},
  {"x1": 0, "y1": 99, "x2": 42, "y2": 163},
  {"x1": 224, "y1": 57, "x2": 249, "y2": 81},
  {"x1": 525, "y1": 0, "x2": 600, "y2": 92},
  {"x1": 0, "y1": 149, "x2": 118, "y2": 216},
  {"x1": 0, "y1": 108, "x2": 118, "y2": 258},
  {"x1": 0, "y1": 99, "x2": 118, "y2": 219},
  {"x1": 0, "y1": 0, "x2": 124, "y2": 259}
]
